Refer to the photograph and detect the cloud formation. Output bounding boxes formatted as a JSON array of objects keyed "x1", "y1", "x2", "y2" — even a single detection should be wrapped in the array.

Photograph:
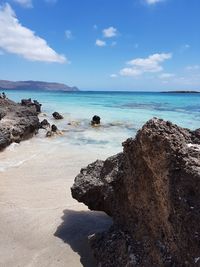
[
  {"x1": 96, "y1": 39, "x2": 106, "y2": 47},
  {"x1": 186, "y1": 65, "x2": 200, "y2": 71},
  {"x1": 110, "y1": 74, "x2": 118, "y2": 78},
  {"x1": 13, "y1": 0, "x2": 32, "y2": 8},
  {"x1": 120, "y1": 53, "x2": 172, "y2": 77},
  {"x1": 103, "y1": 26, "x2": 117, "y2": 38},
  {"x1": 159, "y1": 73, "x2": 175, "y2": 79},
  {"x1": 145, "y1": 0, "x2": 164, "y2": 4},
  {"x1": 0, "y1": 3, "x2": 66, "y2": 63}
]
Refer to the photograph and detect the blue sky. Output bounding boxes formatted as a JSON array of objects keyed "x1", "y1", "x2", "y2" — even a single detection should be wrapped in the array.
[{"x1": 0, "y1": 0, "x2": 199, "y2": 91}]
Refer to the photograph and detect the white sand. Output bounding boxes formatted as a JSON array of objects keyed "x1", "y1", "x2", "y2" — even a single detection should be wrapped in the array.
[{"x1": 0, "y1": 138, "x2": 114, "y2": 267}]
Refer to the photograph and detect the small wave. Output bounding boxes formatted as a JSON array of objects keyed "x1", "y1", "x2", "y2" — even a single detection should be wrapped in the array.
[{"x1": 0, "y1": 154, "x2": 37, "y2": 172}]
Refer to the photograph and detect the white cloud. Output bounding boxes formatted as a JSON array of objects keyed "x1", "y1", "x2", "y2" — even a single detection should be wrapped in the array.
[
  {"x1": 145, "y1": 0, "x2": 164, "y2": 5},
  {"x1": 120, "y1": 53, "x2": 172, "y2": 77},
  {"x1": 65, "y1": 30, "x2": 73, "y2": 40},
  {"x1": 110, "y1": 74, "x2": 118, "y2": 78},
  {"x1": 186, "y1": 65, "x2": 200, "y2": 71},
  {"x1": 0, "y1": 4, "x2": 67, "y2": 63},
  {"x1": 13, "y1": 0, "x2": 32, "y2": 8},
  {"x1": 159, "y1": 73, "x2": 175, "y2": 79},
  {"x1": 103, "y1": 27, "x2": 117, "y2": 38},
  {"x1": 95, "y1": 39, "x2": 106, "y2": 47}
]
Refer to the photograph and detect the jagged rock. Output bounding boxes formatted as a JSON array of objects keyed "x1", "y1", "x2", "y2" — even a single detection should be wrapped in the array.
[
  {"x1": 0, "y1": 98, "x2": 39, "y2": 150},
  {"x1": 91, "y1": 115, "x2": 101, "y2": 126},
  {"x1": 52, "y1": 112, "x2": 63, "y2": 120},
  {"x1": 40, "y1": 119, "x2": 50, "y2": 129},
  {"x1": 71, "y1": 118, "x2": 200, "y2": 267},
  {"x1": 21, "y1": 98, "x2": 42, "y2": 113}
]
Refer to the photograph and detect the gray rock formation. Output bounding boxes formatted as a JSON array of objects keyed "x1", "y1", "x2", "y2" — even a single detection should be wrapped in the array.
[
  {"x1": 71, "y1": 118, "x2": 200, "y2": 267},
  {"x1": 0, "y1": 98, "x2": 39, "y2": 150}
]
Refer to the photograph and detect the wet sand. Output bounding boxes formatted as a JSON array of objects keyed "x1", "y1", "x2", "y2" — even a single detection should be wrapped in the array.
[{"x1": 0, "y1": 139, "x2": 113, "y2": 267}]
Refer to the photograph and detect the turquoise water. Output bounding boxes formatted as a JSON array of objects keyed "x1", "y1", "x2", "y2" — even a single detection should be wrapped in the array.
[{"x1": 4, "y1": 90, "x2": 200, "y2": 150}]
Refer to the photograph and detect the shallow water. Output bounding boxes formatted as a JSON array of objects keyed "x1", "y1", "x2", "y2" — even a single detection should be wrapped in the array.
[{"x1": 1, "y1": 90, "x2": 200, "y2": 170}]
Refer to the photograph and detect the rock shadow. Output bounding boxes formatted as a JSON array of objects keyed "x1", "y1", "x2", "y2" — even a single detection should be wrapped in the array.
[{"x1": 54, "y1": 209, "x2": 112, "y2": 267}]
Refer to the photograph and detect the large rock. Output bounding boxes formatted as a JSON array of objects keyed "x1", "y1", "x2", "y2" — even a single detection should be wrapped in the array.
[
  {"x1": 71, "y1": 118, "x2": 200, "y2": 267},
  {"x1": 0, "y1": 98, "x2": 40, "y2": 150}
]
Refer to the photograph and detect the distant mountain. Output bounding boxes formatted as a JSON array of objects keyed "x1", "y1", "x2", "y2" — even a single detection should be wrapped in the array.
[{"x1": 0, "y1": 80, "x2": 79, "y2": 92}]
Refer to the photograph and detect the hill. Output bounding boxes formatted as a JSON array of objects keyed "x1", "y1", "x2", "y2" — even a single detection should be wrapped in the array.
[{"x1": 0, "y1": 80, "x2": 79, "y2": 92}]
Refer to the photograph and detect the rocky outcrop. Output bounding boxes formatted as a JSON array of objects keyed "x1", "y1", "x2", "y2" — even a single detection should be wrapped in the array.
[
  {"x1": 21, "y1": 98, "x2": 42, "y2": 113},
  {"x1": 71, "y1": 118, "x2": 200, "y2": 267},
  {"x1": 0, "y1": 98, "x2": 39, "y2": 150}
]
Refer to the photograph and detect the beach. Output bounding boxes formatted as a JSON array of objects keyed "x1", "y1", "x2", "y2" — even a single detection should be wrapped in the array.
[
  {"x1": 0, "y1": 91, "x2": 200, "y2": 266},
  {"x1": 0, "y1": 138, "x2": 113, "y2": 267}
]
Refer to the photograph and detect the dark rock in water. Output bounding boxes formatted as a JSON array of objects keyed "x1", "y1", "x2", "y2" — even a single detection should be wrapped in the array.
[
  {"x1": 71, "y1": 118, "x2": 200, "y2": 267},
  {"x1": 0, "y1": 98, "x2": 39, "y2": 150},
  {"x1": 51, "y1": 124, "x2": 58, "y2": 132},
  {"x1": 40, "y1": 119, "x2": 50, "y2": 129},
  {"x1": 21, "y1": 98, "x2": 42, "y2": 113},
  {"x1": 46, "y1": 131, "x2": 53, "y2": 137},
  {"x1": 52, "y1": 112, "x2": 63, "y2": 120},
  {"x1": 91, "y1": 115, "x2": 101, "y2": 126}
]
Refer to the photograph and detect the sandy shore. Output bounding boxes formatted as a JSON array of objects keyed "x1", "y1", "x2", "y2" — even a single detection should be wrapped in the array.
[{"x1": 0, "y1": 139, "x2": 114, "y2": 267}]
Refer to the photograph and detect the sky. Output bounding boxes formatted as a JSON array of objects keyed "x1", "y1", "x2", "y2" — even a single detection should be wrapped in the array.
[{"x1": 0, "y1": 0, "x2": 200, "y2": 91}]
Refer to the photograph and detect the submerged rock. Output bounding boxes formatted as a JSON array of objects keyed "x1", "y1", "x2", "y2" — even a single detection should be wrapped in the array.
[
  {"x1": 91, "y1": 115, "x2": 101, "y2": 126},
  {"x1": 71, "y1": 118, "x2": 200, "y2": 267},
  {"x1": 0, "y1": 98, "x2": 40, "y2": 150},
  {"x1": 52, "y1": 112, "x2": 63, "y2": 120}
]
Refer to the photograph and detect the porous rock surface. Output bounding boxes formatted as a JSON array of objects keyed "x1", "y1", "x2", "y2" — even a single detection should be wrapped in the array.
[
  {"x1": 71, "y1": 118, "x2": 200, "y2": 267},
  {"x1": 0, "y1": 98, "x2": 39, "y2": 150}
]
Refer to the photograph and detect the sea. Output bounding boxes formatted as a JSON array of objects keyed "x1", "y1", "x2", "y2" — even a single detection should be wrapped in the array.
[{"x1": 0, "y1": 90, "x2": 200, "y2": 172}]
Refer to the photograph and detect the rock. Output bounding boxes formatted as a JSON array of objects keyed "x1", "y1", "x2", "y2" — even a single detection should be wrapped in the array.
[
  {"x1": 40, "y1": 119, "x2": 50, "y2": 129},
  {"x1": 52, "y1": 112, "x2": 63, "y2": 120},
  {"x1": 45, "y1": 125, "x2": 60, "y2": 137},
  {"x1": 91, "y1": 115, "x2": 101, "y2": 126},
  {"x1": 71, "y1": 118, "x2": 200, "y2": 267},
  {"x1": 0, "y1": 109, "x2": 6, "y2": 120},
  {"x1": 33, "y1": 100, "x2": 42, "y2": 113},
  {"x1": 51, "y1": 124, "x2": 58, "y2": 132},
  {"x1": 0, "y1": 98, "x2": 40, "y2": 150},
  {"x1": 46, "y1": 131, "x2": 53, "y2": 137},
  {"x1": 21, "y1": 98, "x2": 42, "y2": 113}
]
